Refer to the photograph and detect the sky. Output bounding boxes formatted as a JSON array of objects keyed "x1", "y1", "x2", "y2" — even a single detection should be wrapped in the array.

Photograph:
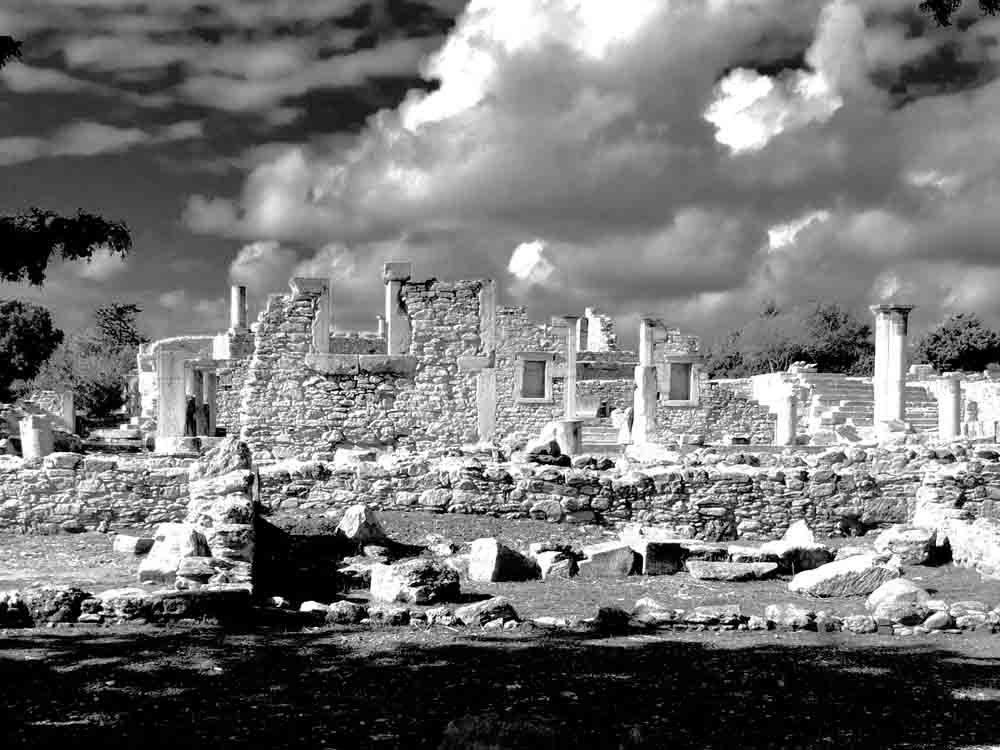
[{"x1": 2, "y1": 0, "x2": 1000, "y2": 348}]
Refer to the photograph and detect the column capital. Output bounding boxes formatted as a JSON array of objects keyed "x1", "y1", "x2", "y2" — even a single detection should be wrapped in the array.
[
  {"x1": 869, "y1": 304, "x2": 914, "y2": 316},
  {"x1": 383, "y1": 261, "x2": 412, "y2": 283}
]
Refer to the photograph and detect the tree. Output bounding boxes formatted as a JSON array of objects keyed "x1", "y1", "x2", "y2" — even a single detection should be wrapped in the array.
[
  {"x1": 94, "y1": 303, "x2": 149, "y2": 348},
  {"x1": 913, "y1": 313, "x2": 1000, "y2": 372},
  {"x1": 32, "y1": 304, "x2": 147, "y2": 418},
  {"x1": 0, "y1": 300, "x2": 64, "y2": 400},
  {"x1": 706, "y1": 301, "x2": 874, "y2": 378},
  {"x1": 0, "y1": 38, "x2": 132, "y2": 284},
  {"x1": 920, "y1": 0, "x2": 1000, "y2": 26}
]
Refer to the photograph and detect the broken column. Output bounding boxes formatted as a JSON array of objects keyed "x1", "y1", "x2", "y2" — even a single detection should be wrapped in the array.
[
  {"x1": 585, "y1": 307, "x2": 614, "y2": 352},
  {"x1": 229, "y1": 285, "x2": 248, "y2": 332},
  {"x1": 871, "y1": 304, "x2": 913, "y2": 433},
  {"x1": 774, "y1": 387, "x2": 798, "y2": 446},
  {"x1": 632, "y1": 316, "x2": 659, "y2": 444},
  {"x1": 936, "y1": 375, "x2": 961, "y2": 441},
  {"x1": 19, "y1": 415, "x2": 53, "y2": 460},
  {"x1": 383, "y1": 261, "x2": 412, "y2": 356},
  {"x1": 555, "y1": 315, "x2": 583, "y2": 455}
]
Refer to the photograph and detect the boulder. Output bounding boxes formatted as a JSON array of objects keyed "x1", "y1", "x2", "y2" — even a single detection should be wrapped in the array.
[
  {"x1": 0, "y1": 591, "x2": 31, "y2": 627},
  {"x1": 760, "y1": 521, "x2": 834, "y2": 573},
  {"x1": 874, "y1": 525, "x2": 935, "y2": 565},
  {"x1": 468, "y1": 538, "x2": 540, "y2": 582},
  {"x1": 137, "y1": 523, "x2": 210, "y2": 584},
  {"x1": 866, "y1": 578, "x2": 930, "y2": 625},
  {"x1": 764, "y1": 603, "x2": 815, "y2": 630},
  {"x1": 367, "y1": 603, "x2": 410, "y2": 626},
  {"x1": 369, "y1": 559, "x2": 460, "y2": 605},
  {"x1": 684, "y1": 604, "x2": 743, "y2": 626},
  {"x1": 788, "y1": 554, "x2": 900, "y2": 597},
  {"x1": 336, "y1": 504, "x2": 388, "y2": 546},
  {"x1": 454, "y1": 596, "x2": 519, "y2": 627},
  {"x1": 630, "y1": 597, "x2": 679, "y2": 628},
  {"x1": 299, "y1": 600, "x2": 330, "y2": 615},
  {"x1": 326, "y1": 600, "x2": 368, "y2": 625},
  {"x1": 577, "y1": 542, "x2": 636, "y2": 578},
  {"x1": 112, "y1": 534, "x2": 154, "y2": 555},
  {"x1": 534, "y1": 551, "x2": 578, "y2": 580},
  {"x1": 727, "y1": 545, "x2": 780, "y2": 565},
  {"x1": 686, "y1": 561, "x2": 778, "y2": 581},
  {"x1": 842, "y1": 614, "x2": 878, "y2": 634},
  {"x1": 22, "y1": 586, "x2": 91, "y2": 624},
  {"x1": 923, "y1": 610, "x2": 953, "y2": 630}
]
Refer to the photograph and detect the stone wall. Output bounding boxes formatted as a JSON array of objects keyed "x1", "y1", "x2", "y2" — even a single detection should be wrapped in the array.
[
  {"x1": 239, "y1": 279, "x2": 484, "y2": 461},
  {"x1": 216, "y1": 361, "x2": 248, "y2": 435},
  {"x1": 494, "y1": 307, "x2": 567, "y2": 439},
  {"x1": 655, "y1": 380, "x2": 777, "y2": 444},
  {"x1": 577, "y1": 379, "x2": 634, "y2": 415},
  {"x1": 0, "y1": 452, "x2": 194, "y2": 533},
  {"x1": 253, "y1": 446, "x2": 1000, "y2": 541}
]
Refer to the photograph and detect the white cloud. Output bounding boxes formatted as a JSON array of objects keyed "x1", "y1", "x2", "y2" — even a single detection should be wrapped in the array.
[
  {"x1": 767, "y1": 210, "x2": 832, "y2": 251},
  {"x1": 508, "y1": 239, "x2": 554, "y2": 284}
]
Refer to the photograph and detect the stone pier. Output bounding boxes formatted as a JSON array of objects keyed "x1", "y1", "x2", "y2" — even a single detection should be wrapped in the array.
[
  {"x1": 775, "y1": 388, "x2": 798, "y2": 446},
  {"x1": 557, "y1": 315, "x2": 583, "y2": 455},
  {"x1": 229, "y1": 285, "x2": 248, "y2": 332},
  {"x1": 632, "y1": 316, "x2": 659, "y2": 444},
  {"x1": 19, "y1": 415, "x2": 53, "y2": 460},
  {"x1": 383, "y1": 262, "x2": 412, "y2": 356},
  {"x1": 936, "y1": 375, "x2": 961, "y2": 441},
  {"x1": 871, "y1": 304, "x2": 913, "y2": 435}
]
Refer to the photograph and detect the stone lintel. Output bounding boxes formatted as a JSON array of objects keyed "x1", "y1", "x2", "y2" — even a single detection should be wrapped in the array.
[
  {"x1": 869, "y1": 304, "x2": 914, "y2": 315},
  {"x1": 290, "y1": 277, "x2": 329, "y2": 296},
  {"x1": 561, "y1": 314, "x2": 580, "y2": 323},
  {"x1": 458, "y1": 354, "x2": 495, "y2": 372},
  {"x1": 305, "y1": 353, "x2": 360, "y2": 376},
  {"x1": 382, "y1": 261, "x2": 412, "y2": 283},
  {"x1": 359, "y1": 354, "x2": 418, "y2": 377}
]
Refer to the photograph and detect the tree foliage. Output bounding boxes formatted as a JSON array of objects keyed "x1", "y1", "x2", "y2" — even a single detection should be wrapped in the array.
[
  {"x1": 913, "y1": 313, "x2": 1000, "y2": 372},
  {"x1": 0, "y1": 300, "x2": 64, "y2": 401},
  {"x1": 706, "y1": 302, "x2": 874, "y2": 378},
  {"x1": 920, "y1": 0, "x2": 1000, "y2": 25},
  {"x1": 0, "y1": 39, "x2": 133, "y2": 285},
  {"x1": 32, "y1": 304, "x2": 147, "y2": 418}
]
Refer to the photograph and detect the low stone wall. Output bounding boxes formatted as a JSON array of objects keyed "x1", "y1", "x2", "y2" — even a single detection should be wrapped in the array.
[
  {"x1": 0, "y1": 453, "x2": 195, "y2": 533},
  {"x1": 655, "y1": 381, "x2": 777, "y2": 444}
]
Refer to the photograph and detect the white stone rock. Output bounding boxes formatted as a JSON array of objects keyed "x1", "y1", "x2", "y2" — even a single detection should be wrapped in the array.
[
  {"x1": 874, "y1": 525, "x2": 935, "y2": 565},
  {"x1": 336, "y1": 504, "x2": 387, "y2": 546},
  {"x1": 468, "y1": 538, "x2": 539, "y2": 582},
  {"x1": 788, "y1": 554, "x2": 900, "y2": 597},
  {"x1": 866, "y1": 578, "x2": 931, "y2": 624}
]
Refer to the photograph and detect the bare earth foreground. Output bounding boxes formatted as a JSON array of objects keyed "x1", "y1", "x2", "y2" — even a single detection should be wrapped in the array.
[{"x1": 2, "y1": 513, "x2": 1000, "y2": 749}]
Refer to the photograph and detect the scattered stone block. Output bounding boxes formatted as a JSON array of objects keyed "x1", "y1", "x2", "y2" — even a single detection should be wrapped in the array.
[
  {"x1": 765, "y1": 603, "x2": 815, "y2": 630},
  {"x1": 534, "y1": 551, "x2": 578, "y2": 580},
  {"x1": 138, "y1": 523, "x2": 210, "y2": 584},
  {"x1": 113, "y1": 534, "x2": 154, "y2": 555},
  {"x1": 923, "y1": 611, "x2": 953, "y2": 630},
  {"x1": 336, "y1": 504, "x2": 387, "y2": 546},
  {"x1": 369, "y1": 559, "x2": 460, "y2": 604},
  {"x1": 788, "y1": 553, "x2": 900, "y2": 597},
  {"x1": 866, "y1": 578, "x2": 930, "y2": 624},
  {"x1": 299, "y1": 601, "x2": 330, "y2": 615},
  {"x1": 630, "y1": 597, "x2": 679, "y2": 628},
  {"x1": 367, "y1": 603, "x2": 411, "y2": 626},
  {"x1": 687, "y1": 561, "x2": 778, "y2": 581},
  {"x1": 468, "y1": 538, "x2": 539, "y2": 582},
  {"x1": 843, "y1": 614, "x2": 878, "y2": 634},
  {"x1": 577, "y1": 541, "x2": 635, "y2": 578},
  {"x1": 874, "y1": 525, "x2": 935, "y2": 565},
  {"x1": 454, "y1": 596, "x2": 518, "y2": 627},
  {"x1": 727, "y1": 545, "x2": 780, "y2": 564},
  {"x1": 684, "y1": 604, "x2": 743, "y2": 626}
]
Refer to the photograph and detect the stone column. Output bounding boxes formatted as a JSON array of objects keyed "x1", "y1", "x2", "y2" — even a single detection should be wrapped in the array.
[
  {"x1": 936, "y1": 375, "x2": 961, "y2": 441},
  {"x1": 19, "y1": 415, "x2": 53, "y2": 460},
  {"x1": 632, "y1": 316, "x2": 659, "y2": 444},
  {"x1": 775, "y1": 387, "x2": 798, "y2": 446},
  {"x1": 383, "y1": 261, "x2": 412, "y2": 356},
  {"x1": 476, "y1": 369, "x2": 496, "y2": 444},
  {"x1": 871, "y1": 304, "x2": 913, "y2": 432},
  {"x1": 377, "y1": 315, "x2": 386, "y2": 339},
  {"x1": 203, "y1": 371, "x2": 218, "y2": 436},
  {"x1": 870, "y1": 308, "x2": 888, "y2": 426},
  {"x1": 155, "y1": 349, "x2": 188, "y2": 447},
  {"x1": 229, "y1": 285, "x2": 248, "y2": 331},
  {"x1": 556, "y1": 316, "x2": 583, "y2": 455},
  {"x1": 576, "y1": 317, "x2": 589, "y2": 352},
  {"x1": 59, "y1": 391, "x2": 75, "y2": 434}
]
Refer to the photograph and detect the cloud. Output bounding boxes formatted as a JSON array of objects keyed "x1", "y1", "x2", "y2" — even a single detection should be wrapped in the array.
[
  {"x1": 0, "y1": 119, "x2": 203, "y2": 165},
  {"x1": 181, "y1": 0, "x2": 1000, "y2": 338},
  {"x1": 228, "y1": 241, "x2": 299, "y2": 297},
  {"x1": 73, "y1": 247, "x2": 129, "y2": 281}
]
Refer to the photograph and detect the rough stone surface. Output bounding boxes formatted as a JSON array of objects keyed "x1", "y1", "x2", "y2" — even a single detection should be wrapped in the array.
[
  {"x1": 686, "y1": 561, "x2": 778, "y2": 581},
  {"x1": 577, "y1": 542, "x2": 635, "y2": 578},
  {"x1": 454, "y1": 596, "x2": 519, "y2": 627},
  {"x1": 369, "y1": 558, "x2": 460, "y2": 604},
  {"x1": 335, "y1": 504, "x2": 387, "y2": 546},
  {"x1": 866, "y1": 578, "x2": 931, "y2": 624},
  {"x1": 874, "y1": 525, "x2": 935, "y2": 565},
  {"x1": 765, "y1": 603, "x2": 815, "y2": 630},
  {"x1": 468, "y1": 538, "x2": 539, "y2": 582},
  {"x1": 787, "y1": 554, "x2": 901, "y2": 598}
]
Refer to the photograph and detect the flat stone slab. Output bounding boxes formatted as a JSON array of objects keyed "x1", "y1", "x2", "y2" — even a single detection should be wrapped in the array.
[
  {"x1": 788, "y1": 554, "x2": 900, "y2": 597},
  {"x1": 686, "y1": 561, "x2": 779, "y2": 581},
  {"x1": 577, "y1": 542, "x2": 635, "y2": 578}
]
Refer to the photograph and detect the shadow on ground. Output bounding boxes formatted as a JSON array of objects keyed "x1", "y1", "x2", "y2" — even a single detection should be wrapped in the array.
[{"x1": 2, "y1": 626, "x2": 1000, "y2": 749}]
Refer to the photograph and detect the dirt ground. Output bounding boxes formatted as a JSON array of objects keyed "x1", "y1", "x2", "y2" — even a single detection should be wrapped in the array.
[{"x1": 2, "y1": 513, "x2": 1000, "y2": 748}]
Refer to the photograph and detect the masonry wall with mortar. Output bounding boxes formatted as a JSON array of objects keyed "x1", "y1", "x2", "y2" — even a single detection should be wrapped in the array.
[
  {"x1": 238, "y1": 279, "x2": 485, "y2": 461},
  {"x1": 655, "y1": 379, "x2": 778, "y2": 444}
]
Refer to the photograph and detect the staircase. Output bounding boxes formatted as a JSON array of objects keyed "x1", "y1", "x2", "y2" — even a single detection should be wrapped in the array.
[
  {"x1": 795, "y1": 373, "x2": 938, "y2": 433},
  {"x1": 580, "y1": 419, "x2": 624, "y2": 456}
]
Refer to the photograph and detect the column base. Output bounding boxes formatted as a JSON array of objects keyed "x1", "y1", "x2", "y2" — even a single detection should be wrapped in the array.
[{"x1": 552, "y1": 418, "x2": 584, "y2": 456}]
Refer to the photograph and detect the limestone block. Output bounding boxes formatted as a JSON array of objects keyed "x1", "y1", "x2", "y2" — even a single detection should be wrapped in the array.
[
  {"x1": 112, "y1": 534, "x2": 154, "y2": 555},
  {"x1": 369, "y1": 559, "x2": 460, "y2": 604},
  {"x1": 577, "y1": 542, "x2": 635, "y2": 578},
  {"x1": 788, "y1": 554, "x2": 900, "y2": 597},
  {"x1": 866, "y1": 578, "x2": 931, "y2": 624},
  {"x1": 764, "y1": 603, "x2": 815, "y2": 630},
  {"x1": 336, "y1": 504, "x2": 387, "y2": 546},
  {"x1": 873, "y1": 525, "x2": 935, "y2": 565},
  {"x1": 358, "y1": 355, "x2": 418, "y2": 377},
  {"x1": 468, "y1": 538, "x2": 539, "y2": 582},
  {"x1": 686, "y1": 561, "x2": 778, "y2": 581},
  {"x1": 204, "y1": 523, "x2": 255, "y2": 562},
  {"x1": 454, "y1": 596, "x2": 519, "y2": 627},
  {"x1": 534, "y1": 551, "x2": 578, "y2": 580},
  {"x1": 304, "y1": 353, "x2": 360, "y2": 375}
]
